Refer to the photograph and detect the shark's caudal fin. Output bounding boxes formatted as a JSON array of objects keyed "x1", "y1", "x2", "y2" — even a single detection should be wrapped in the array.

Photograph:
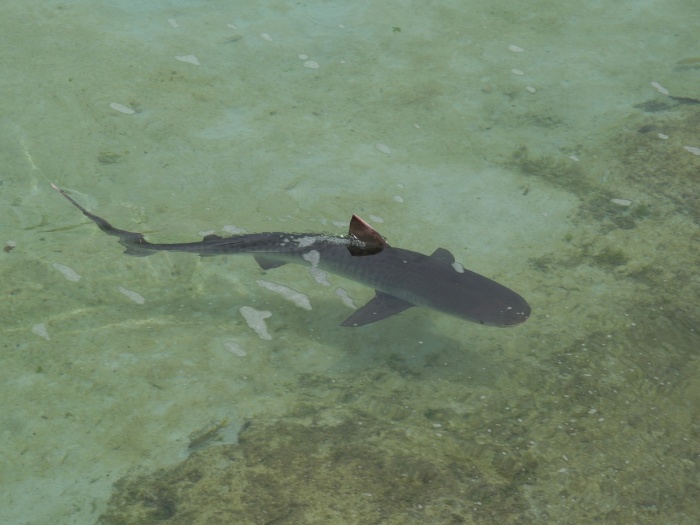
[
  {"x1": 51, "y1": 183, "x2": 156, "y2": 256},
  {"x1": 51, "y1": 184, "x2": 388, "y2": 258}
]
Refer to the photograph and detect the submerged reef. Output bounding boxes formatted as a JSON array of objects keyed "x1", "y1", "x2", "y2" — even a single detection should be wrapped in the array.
[{"x1": 97, "y1": 412, "x2": 533, "y2": 524}]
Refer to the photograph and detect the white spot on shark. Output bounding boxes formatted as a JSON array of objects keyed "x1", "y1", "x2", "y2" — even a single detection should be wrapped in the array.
[
  {"x1": 302, "y1": 249, "x2": 330, "y2": 285},
  {"x1": 297, "y1": 235, "x2": 348, "y2": 248},
  {"x1": 297, "y1": 236, "x2": 321, "y2": 248},
  {"x1": 303, "y1": 250, "x2": 321, "y2": 266}
]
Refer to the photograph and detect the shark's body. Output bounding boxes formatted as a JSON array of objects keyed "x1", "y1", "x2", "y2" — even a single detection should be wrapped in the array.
[{"x1": 52, "y1": 185, "x2": 531, "y2": 327}]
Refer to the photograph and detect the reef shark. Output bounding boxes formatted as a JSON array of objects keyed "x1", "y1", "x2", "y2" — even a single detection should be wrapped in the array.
[{"x1": 52, "y1": 184, "x2": 531, "y2": 327}]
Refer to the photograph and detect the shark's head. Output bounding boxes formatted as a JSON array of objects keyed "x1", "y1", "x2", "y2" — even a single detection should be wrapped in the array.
[
  {"x1": 424, "y1": 263, "x2": 532, "y2": 327},
  {"x1": 473, "y1": 295, "x2": 531, "y2": 326}
]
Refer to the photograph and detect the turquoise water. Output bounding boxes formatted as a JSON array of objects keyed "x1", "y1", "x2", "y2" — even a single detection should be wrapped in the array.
[{"x1": 1, "y1": 1, "x2": 698, "y2": 523}]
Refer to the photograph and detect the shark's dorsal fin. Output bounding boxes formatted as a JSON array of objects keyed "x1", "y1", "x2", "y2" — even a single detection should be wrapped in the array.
[
  {"x1": 202, "y1": 233, "x2": 224, "y2": 241},
  {"x1": 429, "y1": 247, "x2": 455, "y2": 264},
  {"x1": 341, "y1": 290, "x2": 413, "y2": 326},
  {"x1": 197, "y1": 234, "x2": 228, "y2": 257},
  {"x1": 347, "y1": 215, "x2": 387, "y2": 256}
]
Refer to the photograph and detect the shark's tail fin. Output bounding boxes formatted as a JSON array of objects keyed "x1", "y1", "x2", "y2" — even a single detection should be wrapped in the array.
[{"x1": 51, "y1": 184, "x2": 156, "y2": 257}]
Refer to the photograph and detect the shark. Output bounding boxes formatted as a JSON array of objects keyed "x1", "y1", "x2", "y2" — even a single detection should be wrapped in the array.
[{"x1": 51, "y1": 184, "x2": 531, "y2": 327}]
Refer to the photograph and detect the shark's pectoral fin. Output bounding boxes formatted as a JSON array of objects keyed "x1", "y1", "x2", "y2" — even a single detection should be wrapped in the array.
[
  {"x1": 254, "y1": 255, "x2": 287, "y2": 270},
  {"x1": 122, "y1": 245, "x2": 155, "y2": 257},
  {"x1": 341, "y1": 291, "x2": 414, "y2": 326}
]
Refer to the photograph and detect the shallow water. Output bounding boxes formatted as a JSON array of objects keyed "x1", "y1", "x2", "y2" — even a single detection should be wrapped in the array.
[{"x1": 1, "y1": 1, "x2": 698, "y2": 523}]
